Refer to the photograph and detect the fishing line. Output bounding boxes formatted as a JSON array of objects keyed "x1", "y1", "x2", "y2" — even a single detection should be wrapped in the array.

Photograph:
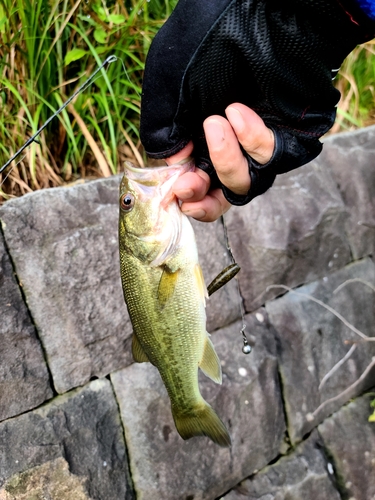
[
  {"x1": 117, "y1": 57, "x2": 142, "y2": 99},
  {"x1": 220, "y1": 214, "x2": 251, "y2": 355},
  {"x1": 0, "y1": 55, "x2": 118, "y2": 176}
]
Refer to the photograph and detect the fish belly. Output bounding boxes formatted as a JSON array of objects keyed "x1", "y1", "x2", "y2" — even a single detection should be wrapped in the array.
[{"x1": 120, "y1": 247, "x2": 231, "y2": 447}]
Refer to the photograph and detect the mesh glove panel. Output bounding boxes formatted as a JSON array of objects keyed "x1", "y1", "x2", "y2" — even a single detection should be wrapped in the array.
[{"x1": 140, "y1": 0, "x2": 375, "y2": 204}]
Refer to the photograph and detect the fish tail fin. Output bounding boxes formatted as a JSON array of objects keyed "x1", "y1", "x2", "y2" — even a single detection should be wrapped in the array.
[{"x1": 172, "y1": 400, "x2": 231, "y2": 448}]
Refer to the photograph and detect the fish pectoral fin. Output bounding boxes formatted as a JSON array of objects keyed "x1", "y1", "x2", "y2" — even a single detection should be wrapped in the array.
[
  {"x1": 194, "y1": 264, "x2": 208, "y2": 302},
  {"x1": 199, "y1": 336, "x2": 222, "y2": 384},
  {"x1": 132, "y1": 334, "x2": 150, "y2": 363},
  {"x1": 157, "y1": 266, "x2": 179, "y2": 308}
]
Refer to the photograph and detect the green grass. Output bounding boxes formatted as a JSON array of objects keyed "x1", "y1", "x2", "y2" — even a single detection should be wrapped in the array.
[
  {"x1": 332, "y1": 41, "x2": 375, "y2": 133},
  {"x1": 0, "y1": 1, "x2": 374, "y2": 203},
  {"x1": 0, "y1": 0, "x2": 177, "y2": 201}
]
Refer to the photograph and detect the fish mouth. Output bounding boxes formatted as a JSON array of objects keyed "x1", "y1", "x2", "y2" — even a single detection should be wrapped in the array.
[
  {"x1": 124, "y1": 158, "x2": 194, "y2": 184},
  {"x1": 122, "y1": 158, "x2": 195, "y2": 207}
]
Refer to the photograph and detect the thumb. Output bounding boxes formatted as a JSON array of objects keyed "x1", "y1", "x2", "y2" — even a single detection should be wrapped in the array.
[{"x1": 225, "y1": 103, "x2": 275, "y2": 165}]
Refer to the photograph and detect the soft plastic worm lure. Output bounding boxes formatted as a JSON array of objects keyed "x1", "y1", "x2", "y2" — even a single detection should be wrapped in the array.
[{"x1": 207, "y1": 263, "x2": 240, "y2": 296}]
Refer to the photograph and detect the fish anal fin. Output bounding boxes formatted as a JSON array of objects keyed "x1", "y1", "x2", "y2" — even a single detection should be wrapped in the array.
[
  {"x1": 132, "y1": 334, "x2": 150, "y2": 363},
  {"x1": 157, "y1": 266, "x2": 179, "y2": 308},
  {"x1": 199, "y1": 336, "x2": 222, "y2": 384},
  {"x1": 194, "y1": 264, "x2": 208, "y2": 302},
  {"x1": 172, "y1": 400, "x2": 231, "y2": 447}
]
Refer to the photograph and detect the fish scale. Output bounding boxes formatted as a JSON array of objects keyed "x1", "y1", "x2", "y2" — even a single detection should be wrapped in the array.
[
  {"x1": 122, "y1": 251, "x2": 205, "y2": 407},
  {"x1": 119, "y1": 161, "x2": 231, "y2": 447}
]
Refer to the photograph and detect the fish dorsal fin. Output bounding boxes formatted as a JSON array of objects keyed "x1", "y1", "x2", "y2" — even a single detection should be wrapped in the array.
[
  {"x1": 157, "y1": 266, "x2": 179, "y2": 308},
  {"x1": 199, "y1": 337, "x2": 222, "y2": 384},
  {"x1": 194, "y1": 264, "x2": 208, "y2": 304},
  {"x1": 132, "y1": 334, "x2": 150, "y2": 363}
]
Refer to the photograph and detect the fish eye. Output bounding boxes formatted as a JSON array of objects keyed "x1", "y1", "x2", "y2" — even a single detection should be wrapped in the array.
[{"x1": 120, "y1": 193, "x2": 135, "y2": 212}]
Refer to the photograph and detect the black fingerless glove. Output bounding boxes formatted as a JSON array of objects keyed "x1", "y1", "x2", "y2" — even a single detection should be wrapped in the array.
[{"x1": 140, "y1": 0, "x2": 375, "y2": 205}]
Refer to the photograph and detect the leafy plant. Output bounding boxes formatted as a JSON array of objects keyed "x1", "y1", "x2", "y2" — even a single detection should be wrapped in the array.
[
  {"x1": 332, "y1": 41, "x2": 375, "y2": 133},
  {"x1": 0, "y1": 1, "x2": 374, "y2": 203},
  {"x1": 0, "y1": 0, "x2": 177, "y2": 202}
]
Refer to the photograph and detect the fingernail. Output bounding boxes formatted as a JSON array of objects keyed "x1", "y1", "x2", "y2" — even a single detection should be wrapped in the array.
[
  {"x1": 226, "y1": 106, "x2": 245, "y2": 133},
  {"x1": 182, "y1": 208, "x2": 206, "y2": 219},
  {"x1": 205, "y1": 120, "x2": 225, "y2": 150},
  {"x1": 175, "y1": 188, "x2": 194, "y2": 200}
]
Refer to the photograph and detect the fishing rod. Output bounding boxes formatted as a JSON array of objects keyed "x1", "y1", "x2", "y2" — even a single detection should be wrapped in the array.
[
  {"x1": 0, "y1": 55, "x2": 118, "y2": 176},
  {"x1": 1, "y1": 54, "x2": 252, "y2": 355}
]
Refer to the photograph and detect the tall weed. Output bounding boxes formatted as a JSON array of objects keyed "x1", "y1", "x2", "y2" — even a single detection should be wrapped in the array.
[
  {"x1": 0, "y1": 0, "x2": 177, "y2": 201},
  {"x1": 332, "y1": 41, "x2": 375, "y2": 133},
  {"x1": 0, "y1": 1, "x2": 374, "y2": 202}
]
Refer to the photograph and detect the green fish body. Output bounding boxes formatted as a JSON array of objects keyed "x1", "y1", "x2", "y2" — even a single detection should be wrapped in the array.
[{"x1": 119, "y1": 161, "x2": 230, "y2": 447}]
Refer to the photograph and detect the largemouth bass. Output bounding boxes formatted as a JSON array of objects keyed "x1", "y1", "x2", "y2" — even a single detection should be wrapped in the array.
[{"x1": 119, "y1": 160, "x2": 231, "y2": 447}]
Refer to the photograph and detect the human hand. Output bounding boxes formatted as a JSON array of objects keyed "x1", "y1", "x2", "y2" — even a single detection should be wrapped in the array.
[
  {"x1": 141, "y1": 0, "x2": 374, "y2": 209},
  {"x1": 167, "y1": 103, "x2": 274, "y2": 222}
]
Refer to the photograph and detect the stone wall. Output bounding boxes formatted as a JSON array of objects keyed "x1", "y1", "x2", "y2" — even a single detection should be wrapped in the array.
[{"x1": 1, "y1": 127, "x2": 375, "y2": 500}]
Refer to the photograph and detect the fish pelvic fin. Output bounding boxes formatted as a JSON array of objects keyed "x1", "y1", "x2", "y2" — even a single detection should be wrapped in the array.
[
  {"x1": 132, "y1": 334, "x2": 150, "y2": 363},
  {"x1": 172, "y1": 400, "x2": 231, "y2": 448},
  {"x1": 199, "y1": 336, "x2": 222, "y2": 384}
]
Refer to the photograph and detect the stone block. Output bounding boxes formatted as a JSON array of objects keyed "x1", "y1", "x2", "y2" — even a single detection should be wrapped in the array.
[
  {"x1": 0, "y1": 230, "x2": 52, "y2": 422},
  {"x1": 0, "y1": 457, "x2": 91, "y2": 500},
  {"x1": 318, "y1": 392, "x2": 375, "y2": 500},
  {"x1": 226, "y1": 161, "x2": 351, "y2": 312},
  {"x1": 0, "y1": 379, "x2": 131, "y2": 500},
  {"x1": 266, "y1": 258, "x2": 375, "y2": 444},
  {"x1": 0, "y1": 177, "x2": 239, "y2": 394},
  {"x1": 222, "y1": 432, "x2": 341, "y2": 500},
  {"x1": 317, "y1": 125, "x2": 375, "y2": 260},
  {"x1": 0, "y1": 177, "x2": 131, "y2": 394},
  {"x1": 111, "y1": 312, "x2": 286, "y2": 500}
]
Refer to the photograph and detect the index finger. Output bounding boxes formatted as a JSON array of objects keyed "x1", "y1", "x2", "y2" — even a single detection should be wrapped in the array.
[
  {"x1": 180, "y1": 188, "x2": 231, "y2": 222},
  {"x1": 172, "y1": 168, "x2": 210, "y2": 202}
]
